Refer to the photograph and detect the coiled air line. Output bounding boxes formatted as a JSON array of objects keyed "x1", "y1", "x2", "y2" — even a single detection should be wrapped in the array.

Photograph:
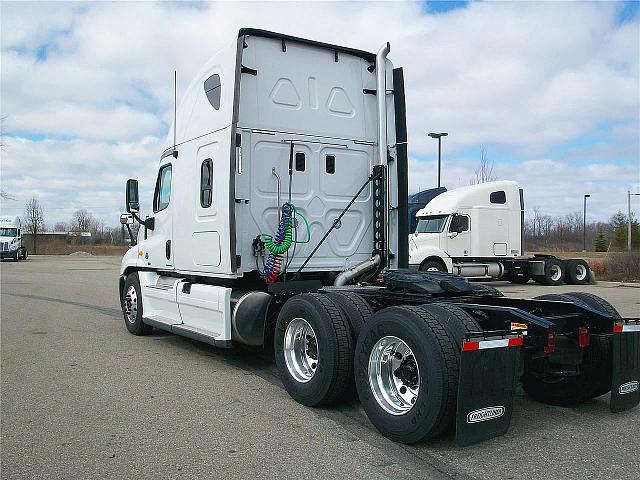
[{"x1": 261, "y1": 202, "x2": 310, "y2": 283}]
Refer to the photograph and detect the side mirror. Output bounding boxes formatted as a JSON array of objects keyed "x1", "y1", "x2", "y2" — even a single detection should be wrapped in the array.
[
  {"x1": 126, "y1": 179, "x2": 140, "y2": 213},
  {"x1": 120, "y1": 213, "x2": 134, "y2": 225}
]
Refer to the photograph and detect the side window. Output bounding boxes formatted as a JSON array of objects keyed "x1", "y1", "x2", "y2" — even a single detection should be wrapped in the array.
[
  {"x1": 200, "y1": 159, "x2": 213, "y2": 208},
  {"x1": 490, "y1": 190, "x2": 506, "y2": 204},
  {"x1": 154, "y1": 164, "x2": 172, "y2": 212},
  {"x1": 204, "y1": 74, "x2": 221, "y2": 110},
  {"x1": 449, "y1": 215, "x2": 470, "y2": 233},
  {"x1": 295, "y1": 152, "x2": 305, "y2": 172}
]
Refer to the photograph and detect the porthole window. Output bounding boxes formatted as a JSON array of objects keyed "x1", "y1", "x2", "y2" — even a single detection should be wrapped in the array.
[
  {"x1": 201, "y1": 159, "x2": 213, "y2": 208},
  {"x1": 204, "y1": 74, "x2": 221, "y2": 110}
]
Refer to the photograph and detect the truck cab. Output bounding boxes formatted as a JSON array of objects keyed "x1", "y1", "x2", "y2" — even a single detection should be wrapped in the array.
[
  {"x1": 117, "y1": 30, "x2": 638, "y2": 447},
  {"x1": 409, "y1": 181, "x2": 523, "y2": 272},
  {"x1": 0, "y1": 216, "x2": 27, "y2": 261}
]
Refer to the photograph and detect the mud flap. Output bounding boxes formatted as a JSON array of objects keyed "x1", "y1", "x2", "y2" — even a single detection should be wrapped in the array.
[
  {"x1": 455, "y1": 335, "x2": 522, "y2": 447},
  {"x1": 610, "y1": 322, "x2": 640, "y2": 413}
]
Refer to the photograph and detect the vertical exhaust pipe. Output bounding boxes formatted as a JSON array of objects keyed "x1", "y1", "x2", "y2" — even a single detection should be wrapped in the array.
[{"x1": 376, "y1": 42, "x2": 390, "y2": 166}]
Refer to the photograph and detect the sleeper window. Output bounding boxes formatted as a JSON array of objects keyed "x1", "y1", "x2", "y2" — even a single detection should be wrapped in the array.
[
  {"x1": 295, "y1": 152, "x2": 305, "y2": 172},
  {"x1": 154, "y1": 164, "x2": 172, "y2": 212},
  {"x1": 204, "y1": 74, "x2": 221, "y2": 110},
  {"x1": 490, "y1": 191, "x2": 506, "y2": 204},
  {"x1": 325, "y1": 155, "x2": 335, "y2": 174},
  {"x1": 201, "y1": 159, "x2": 213, "y2": 208}
]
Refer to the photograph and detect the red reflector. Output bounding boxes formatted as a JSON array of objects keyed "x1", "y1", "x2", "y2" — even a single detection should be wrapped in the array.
[
  {"x1": 544, "y1": 331, "x2": 557, "y2": 354},
  {"x1": 508, "y1": 337, "x2": 524, "y2": 347},
  {"x1": 578, "y1": 326, "x2": 590, "y2": 348},
  {"x1": 613, "y1": 324, "x2": 623, "y2": 333},
  {"x1": 462, "y1": 341, "x2": 479, "y2": 351}
]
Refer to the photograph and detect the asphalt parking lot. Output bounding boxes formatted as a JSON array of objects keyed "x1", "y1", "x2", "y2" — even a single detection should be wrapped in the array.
[{"x1": 1, "y1": 256, "x2": 639, "y2": 480}]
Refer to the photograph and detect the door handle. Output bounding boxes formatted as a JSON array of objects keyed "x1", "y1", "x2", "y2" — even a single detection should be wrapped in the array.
[{"x1": 166, "y1": 240, "x2": 171, "y2": 260}]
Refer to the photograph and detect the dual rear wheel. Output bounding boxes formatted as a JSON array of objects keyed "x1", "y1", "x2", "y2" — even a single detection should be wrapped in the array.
[{"x1": 274, "y1": 293, "x2": 478, "y2": 444}]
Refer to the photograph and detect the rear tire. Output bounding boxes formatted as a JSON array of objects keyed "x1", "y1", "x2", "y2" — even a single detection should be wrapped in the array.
[
  {"x1": 355, "y1": 305, "x2": 458, "y2": 444},
  {"x1": 122, "y1": 273, "x2": 152, "y2": 336},
  {"x1": 522, "y1": 293, "x2": 615, "y2": 405},
  {"x1": 565, "y1": 259, "x2": 590, "y2": 285},
  {"x1": 274, "y1": 293, "x2": 353, "y2": 406},
  {"x1": 323, "y1": 290, "x2": 373, "y2": 340},
  {"x1": 533, "y1": 259, "x2": 564, "y2": 286}
]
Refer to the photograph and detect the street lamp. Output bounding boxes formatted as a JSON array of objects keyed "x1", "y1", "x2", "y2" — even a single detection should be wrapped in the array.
[
  {"x1": 428, "y1": 132, "x2": 448, "y2": 188},
  {"x1": 628, "y1": 191, "x2": 640, "y2": 251},
  {"x1": 583, "y1": 194, "x2": 590, "y2": 252}
]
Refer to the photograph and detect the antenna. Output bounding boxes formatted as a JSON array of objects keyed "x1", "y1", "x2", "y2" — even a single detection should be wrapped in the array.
[{"x1": 173, "y1": 70, "x2": 177, "y2": 152}]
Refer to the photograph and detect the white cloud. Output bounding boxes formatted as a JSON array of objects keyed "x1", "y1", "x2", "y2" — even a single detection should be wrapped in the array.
[{"x1": 0, "y1": 1, "x2": 638, "y2": 225}]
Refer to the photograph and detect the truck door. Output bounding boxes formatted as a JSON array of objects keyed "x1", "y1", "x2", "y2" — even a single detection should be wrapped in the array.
[
  {"x1": 446, "y1": 214, "x2": 471, "y2": 257},
  {"x1": 145, "y1": 162, "x2": 174, "y2": 269}
]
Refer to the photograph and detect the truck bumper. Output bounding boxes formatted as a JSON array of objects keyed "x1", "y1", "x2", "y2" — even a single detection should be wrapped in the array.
[{"x1": 1, "y1": 249, "x2": 18, "y2": 259}]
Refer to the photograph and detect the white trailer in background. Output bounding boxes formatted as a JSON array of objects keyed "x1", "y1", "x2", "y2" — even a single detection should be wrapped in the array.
[
  {"x1": 408, "y1": 181, "x2": 592, "y2": 286},
  {"x1": 0, "y1": 216, "x2": 28, "y2": 261}
]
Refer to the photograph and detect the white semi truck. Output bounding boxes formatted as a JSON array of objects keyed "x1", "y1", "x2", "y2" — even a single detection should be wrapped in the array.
[
  {"x1": 119, "y1": 29, "x2": 639, "y2": 446},
  {"x1": 0, "y1": 216, "x2": 28, "y2": 261},
  {"x1": 408, "y1": 181, "x2": 592, "y2": 286}
]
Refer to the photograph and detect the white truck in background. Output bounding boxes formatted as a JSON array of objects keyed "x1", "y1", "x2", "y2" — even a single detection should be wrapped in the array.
[
  {"x1": 408, "y1": 181, "x2": 592, "y2": 286},
  {"x1": 0, "y1": 216, "x2": 28, "y2": 261}
]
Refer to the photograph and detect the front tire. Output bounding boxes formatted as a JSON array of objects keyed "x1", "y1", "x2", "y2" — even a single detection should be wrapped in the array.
[
  {"x1": 274, "y1": 293, "x2": 353, "y2": 406},
  {"x1": 419, "y1": 259, "x2": 446, "y2": 273},
  {"x1": 122, "y1": 273, "x2": 152, "y2": 336},
  {"x1": 355, "y1": 306, "x2": 458, "y2": 444}
]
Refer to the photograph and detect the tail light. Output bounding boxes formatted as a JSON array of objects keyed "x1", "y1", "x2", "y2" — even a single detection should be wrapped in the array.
[
  {"x1": 578, "y1": 326, "x2": 590, "y2": 348},
  {"x1": 544, "y1": 331, "x2": 557, "y2": 354}
]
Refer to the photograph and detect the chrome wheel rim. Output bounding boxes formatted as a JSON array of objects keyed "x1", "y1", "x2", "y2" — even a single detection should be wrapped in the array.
[
  {"x1": 283, "y1": 318, "x2": 318, "y2": 383},
  {"x1": 550, "y1": 264, "x2": 562, "y2": 282},
  {"x1": 368, "y1": 336, "x2": 420, "y2": 415},
  {"x1": 124, "y1": 285, "x2": 138, "y2": 323},
  {"x1": 426, "y1": 266, "x2": 440, "y2": 272},
  {"x1": 575, "y1": 264, "x2": 587, "y2": 281}
]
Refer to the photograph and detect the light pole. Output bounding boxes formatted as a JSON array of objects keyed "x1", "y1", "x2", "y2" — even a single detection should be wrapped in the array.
[
  {"x1": 428, "y1": 132, "x2": 448, "y2": 188},
  {"x1": 628, "y1": 191, "x2": 640, "y2": 251},
  {"x1": 583, "y1": 194, "x2": 590, "y2": 252}
]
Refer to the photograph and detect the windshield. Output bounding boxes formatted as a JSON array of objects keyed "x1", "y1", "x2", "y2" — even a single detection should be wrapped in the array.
[
  {"x1": 415, "y1": 215, "x2": 449, "y2": 234},
  {"x1": 0, "y1": 228, "x2": 18, "y2": 237}
]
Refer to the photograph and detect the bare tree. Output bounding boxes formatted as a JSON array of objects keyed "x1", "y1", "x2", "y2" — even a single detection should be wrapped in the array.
[
  {"x1": 24, "y1": 197, "x2": 45, "y2": 254},
  {"x1": 71, "y1": 209, "x2": 95, "y2": 233},
  {"x1": 471, "y1": 146, "x2": 496, "y2": 184},
  {"x1": 54, "y1": 222, "x2": 69, "y2": 232}
]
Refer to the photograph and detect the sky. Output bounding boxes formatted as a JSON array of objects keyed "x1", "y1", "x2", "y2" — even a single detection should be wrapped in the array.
[{"x1": 1, "y1": 0, "x2": 639, "y2": 227}]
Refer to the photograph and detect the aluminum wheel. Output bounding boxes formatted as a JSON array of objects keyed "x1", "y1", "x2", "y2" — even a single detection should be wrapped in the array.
[
  {"x1": 368, "y1": 336, "x2": 420, "y2": 415},
  {"x1": 575, "y1": 264, "x2": 587, "y2": 281},
  {"x1": 550, "y1": 264, "x2": 563, "y2": 282},
  {"x1": 123, "y1": 285, "x2": 138, "y2": 324},
  {"x1": 426, "y1": 266, "x2": 440, "y2": 272},
  {"x1": 283, "y1": 318, "x2": 318, "y2": 383}
]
